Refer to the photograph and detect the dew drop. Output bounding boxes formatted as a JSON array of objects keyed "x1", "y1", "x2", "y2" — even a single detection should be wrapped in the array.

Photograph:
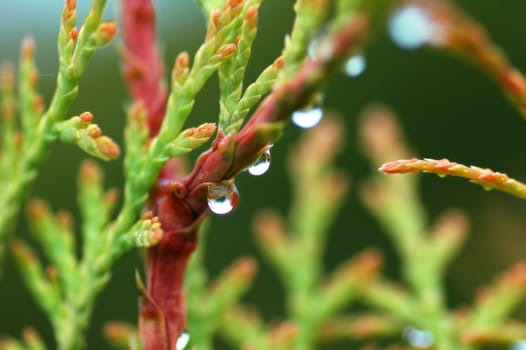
[
  {"x1": 207, "y1": 183, "x2": 239, "y2": 215},
  {"x1": 292, "y1": 107, "x2": 323, "y2": 129},
  {"x1": 308, "y1": 30, "x2": 332, "y2": 61},
  {"x1": 292, "y1": 104, "x2": 323, "y2": 129},
  {"x1": 344, "y1": 54, "x2": 367, "y2": 77},
  {"x1": 389, "y1": 5, "x2": 434, "y2": 49},
  {"x1": 403, "y1": 326, "x2": 434, "y2": 348},
  {"x1": 175, "y1": 330, "x2": 190, "y2": 350},
  {"x1": 308, "y1": 37, "x2": 321, "y2": 59},
  {"x1": 248, "y1": 149, "x2": 271, "y2": 176},
  {"x1": 437, "y1": 173, "x2": 446, "y2": 178}
]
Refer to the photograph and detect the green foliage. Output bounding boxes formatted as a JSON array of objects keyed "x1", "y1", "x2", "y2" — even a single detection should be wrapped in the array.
[
  {"x1": 0, "y1": 0, "x2": 116, "y2": 268},
  {"x1": 218, "y1": 118, "x2": 382, "y2": 349},
  {"x1": 2, "y1": 0, "x2": 526, "y2": 349}
]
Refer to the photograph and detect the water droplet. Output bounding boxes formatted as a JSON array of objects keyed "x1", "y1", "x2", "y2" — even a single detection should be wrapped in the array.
[
  {"x1": 403, "y1": 326, "x2": 434, "y2": 348},
  {"x1": 292, "y1": 107, "x2": 323, "y2": 129},
  {"x1": 207, "y1": 183, "x2": 239, "y2": 215},
  {"x1": 308, "y1": 29, "x2": 332, "y2": 61},
  {"x1": 308, "y1": 37, "x2": 321, "y2": 59},
  {"x1": 292, "y1": 100, "x2": 324, "y2": 129},
  {"x1": 248, "y1": 149, "x2": 271, "y2": 176},
  {"x1": 389, "y1": 6, "x2": 434, "y2": 49},
  {"x1": 344, "y1": 54, "x2": 367, "y2": 77},
  {"x1": 175, "y1": 330, "x2": 190, "y2": 350},
  {"x1": 438, "y1": 173, "x2": 446, "y2": 178}
]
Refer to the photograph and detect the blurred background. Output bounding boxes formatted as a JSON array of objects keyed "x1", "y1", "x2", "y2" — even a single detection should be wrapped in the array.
[{"x1": 1, "y1": 0, "x2": 526, "y2": 348}]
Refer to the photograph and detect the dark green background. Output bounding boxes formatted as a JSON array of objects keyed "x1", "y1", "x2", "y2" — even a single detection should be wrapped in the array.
[{"x1": 1, "y1": 1, "x2": 526, "y2": 348}]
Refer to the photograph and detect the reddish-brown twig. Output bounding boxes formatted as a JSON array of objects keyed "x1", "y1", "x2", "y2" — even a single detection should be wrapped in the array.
[
  {"x1": 120, "y1": 0, "x2": 167, "y2": 137},
  {"x1": 379, "y1": 158, "x2": 526, "y2": 200},
  {"x1": 120, "y1": 1, "x2": 369, "y2": 348},
  {"x1": 408, "y1": 0, "x2": 526, "y2": 118}
]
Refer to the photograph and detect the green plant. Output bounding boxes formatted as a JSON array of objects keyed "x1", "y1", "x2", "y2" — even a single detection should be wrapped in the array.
[{"x1": 2, "y1": 0, "x2": 526, "y2": 349}]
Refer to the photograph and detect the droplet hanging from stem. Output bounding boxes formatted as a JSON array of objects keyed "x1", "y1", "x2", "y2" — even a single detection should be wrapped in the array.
[{"x1": 207, "y1": 182, "x2": 239, "y2": 215}]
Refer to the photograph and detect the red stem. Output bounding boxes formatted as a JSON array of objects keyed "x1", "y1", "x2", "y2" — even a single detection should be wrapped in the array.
[
  {"x1": 142, "y1": 164, "x2": 199, "y2": 350},
  {"x1": 121, "y1": 1, "x2": 194, "y2": 348},
  {"x1": 120, "y1": 1, "x2": 368, "y2": 348},
  {"x1": 120, "y1": 0, "x2": 167, "y2": 137}
]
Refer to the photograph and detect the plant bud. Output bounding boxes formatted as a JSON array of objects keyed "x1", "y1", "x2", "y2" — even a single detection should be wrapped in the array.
[
  {"x1": 245, "y1": 6, "x2": 258, "y2": 29},
  {"x1": 219, "y1": 43, "x2": 237, "y2": 59},
  {"x1": 172, "y1": 52, "x2": 190, "y2": 82},
  {"x1": 21, "y1": 37, "x2": 35, "y2": 61},
  {"x1": 96, "y1": 21, "x2": 117, "y2": 47},
  {"x1": 79, "y1": 111, "x2": 93, "y2": 123},
  {"x1": 96, "y1": 136, "x2": 121, "y2": 160},
  {"x1": 70, "y1": 27, "x2": 78, "y2": 41}
]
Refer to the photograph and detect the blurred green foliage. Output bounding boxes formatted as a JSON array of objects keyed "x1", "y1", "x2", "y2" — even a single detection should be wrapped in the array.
[{"x1": 2, "y1": 1, "x2": 526, "y2": 349}]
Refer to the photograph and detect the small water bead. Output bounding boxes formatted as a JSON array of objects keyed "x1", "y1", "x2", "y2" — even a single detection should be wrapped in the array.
[
  {"x1": 175, "y1": 330, "x2": 190, "y2": 350},
  {"x1": 308, "y1": 29, "x2": 333, "y2": 61},
  {"x1": 389, "y1": 5, "x2": 434, "y2": 49},
  {"x1": 403, "y1": 326, "x2": 434, "y2": 348},
  {"x1": 482, "y1": 185, "x2": 493, "y2": 191},
  {"x1": 207, "y1": 183, "x2": 239, "y2": 215},
  {"x1": 248, "y1": 149, "x2": 271, "y2": 176},
  {"x1": 308, "y1": 36, "x2": 321, "y2": 59},
  {"x1": 344, "y1": 54, "x2": 367, "y2": 77},
  {"x1": 291, "y1": 106, "x2": 324, "y2": 129},
  {"x1": 308, "y1": 39, "x2": 333, "y2": 61}
]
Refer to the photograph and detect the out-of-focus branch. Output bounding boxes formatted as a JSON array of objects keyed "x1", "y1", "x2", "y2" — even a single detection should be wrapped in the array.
[
  {"x1": 402, "y1": 0, "x2": 526, "y2": 119},
  {"x1": 379, "y1": 158, "x2": 526, "y2": 200},
  {"x1": 120, "y1": 0, "x2": 167, "y2": 136}
]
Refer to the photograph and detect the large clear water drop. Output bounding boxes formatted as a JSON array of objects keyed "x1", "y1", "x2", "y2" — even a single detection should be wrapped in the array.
[
  {"x1": 207, "y1": 183, "x2": 239, "y2": 215},
  {"x1": 248, "y1": 148, "x2": 271, "y2": 176},
  {"x1": 403, "y1": 326, "x2": 434, "y2": 348},
  {"x1": 389, "y1": 6, "x2": 434, "y2": 49},
  {"x1": 292, "y1": 101, "x2": 323, "y2": 129},
  {"x1": 344, "y1": 54, "x2": 367, "y2": 77},
  {"x1": 175, "y1": 330, "x2": 190, "y2": 350}
]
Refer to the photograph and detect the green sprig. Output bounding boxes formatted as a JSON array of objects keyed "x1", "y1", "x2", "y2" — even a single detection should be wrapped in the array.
[
  {"x1": 0, "y1": 329, "x2": 47, "y2": 350},
  {"x1": 10, "y1": 240, "x2": 61, "y2": 319},
  {"x1": 122, "y1": 3, "x2": 243, "y2": 209},
  {"x1": 77, "y1": 160, "x2": 118, "y2": 261},
  {"x1": 0, "y1": 63, "x2": 17, "y2": 188},
  {"x1": 233, "y1": 56, "x2": 285, "y2": 127},
  {"x1": 0, "y1": 0, "x2": 113, "y2": 270},
  {"x1": 359, "y1": 107, "x2": 463, "y2": 348},
  {"x1": 164, "y1": 123, "x2": 217, "y2": 158},
  {"x1": 118, "y1": 214, "x2": 164, "y2": 252},
  {"x1": 221, "y1": 118, "x2": 381, "y2": 349},
  {"x1": 18, "y1": 38, "x2": 42, "y2": 142},
  {"x1": 55, "y1": 112, "x2": 120, "y2": 161},
  {"x1": 124, "y1": 103, "x2": 149, "y2": 177},
  {"x1": 27, "y1": 199, "x2": 77, "y2": 291},
  {"x1": 468, "y1": 263, "x2": 526, "y2": 331},
  {"x1": 10, "y1": 158, "x2": 161, "y2": 350},
  {"x1": 218, "y1": 0, "x2": 262, "y2": 132},
  {"x1": 195, "y1": 0, "x2": 226, "y2": 17},
  {"x1": 281, "y1": 0, "x2": 330, "y2": 78},
  {"x1": 185, "y1": 225, "x2": 258, "y2": 350},
  {"x1": 357, "y1": 106, "x2": 526, "y2": 348}
]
